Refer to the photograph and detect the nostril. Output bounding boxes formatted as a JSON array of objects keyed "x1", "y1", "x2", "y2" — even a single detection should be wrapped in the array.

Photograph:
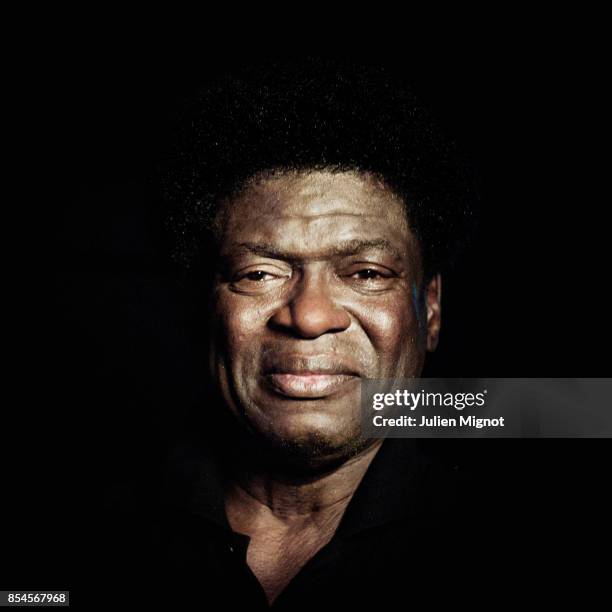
[
  {"x1": 289, "y1": 297, "x2": 350, "y2": 338},
  {"x1": 268, "y1": 298, "x2": 350, "y2": 338}
]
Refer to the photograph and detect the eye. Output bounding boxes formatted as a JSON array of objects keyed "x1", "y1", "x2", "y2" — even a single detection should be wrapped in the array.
[
  {"x1": 342, "y1": 266, "x2": 397, "y2": 292},
  {"x1": 352, "y1": 268, "x2": 386, "y2": 280},
  {"x1": 243, "y1": 270, "x2": 274, "y2": 282},
  {"x1": 229, "y1": 266, "x2": 291, "y2": 293}
]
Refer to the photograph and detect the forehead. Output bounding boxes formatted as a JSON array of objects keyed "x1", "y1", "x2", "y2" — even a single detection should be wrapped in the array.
[{"x1": 218, "y1": 171, "x2": 416, "y2": 260}]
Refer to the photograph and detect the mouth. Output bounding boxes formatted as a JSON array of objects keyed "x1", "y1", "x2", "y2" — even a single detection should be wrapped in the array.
[
  {"x1": 265, "y1": 372, "x2": 359, "y2": 399},
  {"x1": 262, "y1": 354, "x2": 362, "y2": 399}
]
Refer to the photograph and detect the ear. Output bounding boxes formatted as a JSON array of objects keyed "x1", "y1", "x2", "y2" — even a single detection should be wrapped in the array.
[{"x1": 425, "y1": 274, "x2": 442, "y2": 352}]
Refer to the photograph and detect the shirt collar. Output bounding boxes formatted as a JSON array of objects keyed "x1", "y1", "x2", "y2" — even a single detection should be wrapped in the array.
[
  {"x1": 160, "y1": 438, "x2": 230, "y2": 529},
  {"x1": 335, "y1": 438, "x2": 431, "y2": 538}
]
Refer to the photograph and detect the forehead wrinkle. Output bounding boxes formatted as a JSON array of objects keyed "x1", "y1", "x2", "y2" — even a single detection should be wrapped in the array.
[
  {"x1": 232, "y1": 238, "x2": 407, "y2": 262},
  {"x1": 237, "y1": 186, "x2": 408, "y2": 224},
  {"x1": 268, "y1": 198, "x2": 386, "y2": 218},
  {"x1": 256, "y1": 212, "x2": 374, "y2": 219},
  {"x1": 237, "y1": 211, "x2": 409, "y2": 241}
]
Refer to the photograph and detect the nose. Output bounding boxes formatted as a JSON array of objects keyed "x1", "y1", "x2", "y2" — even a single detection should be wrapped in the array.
[{"x1": 269, "y1": 270, "x2": 351, "y2": 338}]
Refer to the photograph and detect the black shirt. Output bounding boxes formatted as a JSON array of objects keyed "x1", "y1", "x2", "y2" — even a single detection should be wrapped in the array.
[{"x1": 93, "y1": 436, "x2": 554, "y2": 609}]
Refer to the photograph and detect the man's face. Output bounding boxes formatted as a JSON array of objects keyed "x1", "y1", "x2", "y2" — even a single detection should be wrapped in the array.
[{"x1": 209, "y1": 170, "x2": 440, "y2": 463}]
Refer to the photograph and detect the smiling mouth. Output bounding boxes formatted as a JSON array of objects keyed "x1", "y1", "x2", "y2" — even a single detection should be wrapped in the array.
[{"x1": 265, "y1": 372, "x2": 359, "y2": 399}]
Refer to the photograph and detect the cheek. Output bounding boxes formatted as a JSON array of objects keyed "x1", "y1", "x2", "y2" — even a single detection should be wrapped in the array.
[
  {"x1": 214, "y1": 293, "x2": 267, "y2": 356},
  {"x1": 357, "y1": 297, "x2": 421, "y2": 359}
]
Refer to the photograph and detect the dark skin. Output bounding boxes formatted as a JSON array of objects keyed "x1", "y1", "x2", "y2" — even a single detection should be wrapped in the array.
[{"x1": 209, "y1": 170, "x2": 441, "y2": 604}]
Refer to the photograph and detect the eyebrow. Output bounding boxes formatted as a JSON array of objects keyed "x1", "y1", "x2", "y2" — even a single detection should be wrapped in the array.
[{"x1": 232, "y1": 238, "x2": 405, "y2": 262}]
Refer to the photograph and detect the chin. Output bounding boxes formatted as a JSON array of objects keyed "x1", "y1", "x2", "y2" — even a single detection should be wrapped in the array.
[{"x1": 249, "y1": 413, "x2": 369, "y2": 473}]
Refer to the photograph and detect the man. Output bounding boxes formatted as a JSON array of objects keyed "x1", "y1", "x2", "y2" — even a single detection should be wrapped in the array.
[
  {"x1": 103, "y1": 59, "x2": 497, "y2": 608},
  {"x1": 208, "y1": 168, "x2": 440, "y2": 603}
]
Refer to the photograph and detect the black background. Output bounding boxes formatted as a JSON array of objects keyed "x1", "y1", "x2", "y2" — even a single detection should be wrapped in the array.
[{"x1": 4, "y1": 23, "x2": 610, "y2": 602}]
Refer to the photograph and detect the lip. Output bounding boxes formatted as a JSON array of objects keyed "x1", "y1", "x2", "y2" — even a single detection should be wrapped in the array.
[
  {"x1": 261, "y1": 352, "x2": 363, "y2": 399},
  {"x1": 265, "y1": 372, "x2": 358, "y2": 399}
]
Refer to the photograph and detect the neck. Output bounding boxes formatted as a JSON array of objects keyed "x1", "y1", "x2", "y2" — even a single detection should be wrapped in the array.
[{"x1": 225, "y1": 439, "x2": 383, "y2": 526}]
